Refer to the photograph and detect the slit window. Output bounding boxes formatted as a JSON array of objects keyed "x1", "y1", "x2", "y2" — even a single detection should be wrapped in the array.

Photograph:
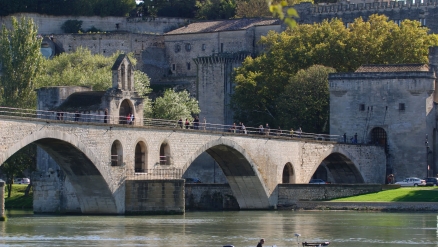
[
  {"x1": 187, "y1": 62, "x2": 191, "y2": 70},
  {"x1": 399, "y1": 103, "x2": 405, "y2": 111},
  {"x1": 359, "y1": 104, "x2": 365, "y2": 111}
]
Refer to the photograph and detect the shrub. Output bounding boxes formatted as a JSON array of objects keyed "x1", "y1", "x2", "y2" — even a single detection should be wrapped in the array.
[{"x1": 61, "y1": 20, "x2": 83, "y2": 33}]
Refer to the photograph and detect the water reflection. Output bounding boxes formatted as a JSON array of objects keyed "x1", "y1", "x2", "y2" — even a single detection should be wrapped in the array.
[{"x1": 1, "y1": 210, "x2": 437, "y2": 247}]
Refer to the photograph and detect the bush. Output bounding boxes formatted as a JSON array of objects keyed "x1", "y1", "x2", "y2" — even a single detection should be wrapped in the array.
[{"x1": 61, "y1": 20, "x2": 83, "y2": 33}]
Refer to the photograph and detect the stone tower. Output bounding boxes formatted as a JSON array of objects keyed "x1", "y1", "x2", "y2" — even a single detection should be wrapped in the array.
[
  {"x1": 329, "y1": 56, "x2": 437, "y2": 181},
  {"x1": 194, "y1": 53, "x2": 250, "y2": 125}
]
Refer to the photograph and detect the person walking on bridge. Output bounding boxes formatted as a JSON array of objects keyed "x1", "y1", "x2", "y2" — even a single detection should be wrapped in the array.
[{"x1": 257, "y1": 238, "x2": 265, "y2": 247}]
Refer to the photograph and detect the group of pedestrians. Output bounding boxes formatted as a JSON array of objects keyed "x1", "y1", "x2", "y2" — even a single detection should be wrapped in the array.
[
  {"x1": 177, "y1": 116, "x2": 206, "y2": 130},
  {"x1": 343, "y1": 132, "x2": 358, "y2": 143}
]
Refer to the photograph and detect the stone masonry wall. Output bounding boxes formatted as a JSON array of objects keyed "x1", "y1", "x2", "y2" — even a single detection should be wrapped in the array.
[
  {"x1": 0, "y1": 180, "x2": 4, "y2": 220},
  {"x1": 0, "y1": 14, "x2": 188, "y2": 34},
  {"x1": 294, "y1": 0, "x2": 438, "y2": 34},
  {"x1": 185, "y1": 184, "x2": 239, "y2": 210},
  {"x1": 125, "y1": 180, "x2": 185, "y2": 214},
  {"x1": 277, "y1": 184, "x2": 383, "y2": 207}
]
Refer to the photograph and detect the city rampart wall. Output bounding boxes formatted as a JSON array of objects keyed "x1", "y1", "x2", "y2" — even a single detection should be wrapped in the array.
[{"x1": 0, "y1": 13, "x2": 188, "y2": 34}]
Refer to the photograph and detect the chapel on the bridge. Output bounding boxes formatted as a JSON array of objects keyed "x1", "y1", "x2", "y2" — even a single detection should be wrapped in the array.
[{"x1": 36, "y1": 54, "x2": 144, "y2": 124}]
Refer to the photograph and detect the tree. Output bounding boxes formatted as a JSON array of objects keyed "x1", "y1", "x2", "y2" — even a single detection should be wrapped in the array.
[
  {"x1": 231, "y1": 14, "x2": 438, "y2": 131},
  {"x1": 0, "y1": 17, "x2": 44, "y2": 109},
  {"x1": 235, "y1": 0, "x2": 309, "y2": 18},
  {"x1": 152, "y1": 89, "x2": 200, "y2": 120},
  {"x1": 196, "y1": 0, "x2": 236, "y2": 20},
  {"x1": 276, "y1": 65, "x2": 335, "y2": 133},
  {"x1": 35, "y1": 47, "x2": 152, "y2": 115},
  {"x1": 1, "y1": 144, "x2": 36, "y2": 198}
]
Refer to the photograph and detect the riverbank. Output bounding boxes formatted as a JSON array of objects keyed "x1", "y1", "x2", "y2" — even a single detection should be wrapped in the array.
[{"x1": 280, "y1": 201, "x2": 438, "y2": 211}]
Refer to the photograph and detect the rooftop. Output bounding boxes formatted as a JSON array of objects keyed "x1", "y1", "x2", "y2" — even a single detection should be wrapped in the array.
[
  {"x1": 355, "y1": 64, "x2": 430, "y2": 73},
  {"x1": 165, "y1": 18, "x2": 281, "y2": 35}
]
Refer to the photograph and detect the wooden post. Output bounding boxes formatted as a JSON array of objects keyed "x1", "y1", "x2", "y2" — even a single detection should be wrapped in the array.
[{"x1": 0, "y1": 179, "x2": 5, "y2": 221}]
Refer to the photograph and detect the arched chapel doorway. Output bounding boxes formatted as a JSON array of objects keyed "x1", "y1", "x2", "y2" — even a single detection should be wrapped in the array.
[
  {"x1": 135, "y1": 141, "x2": 147, "y2": 172},
  {"x1": 119, "y1": 99, "x2": 133, "y2": 124}
]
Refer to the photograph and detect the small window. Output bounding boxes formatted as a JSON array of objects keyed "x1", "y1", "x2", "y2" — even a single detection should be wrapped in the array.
[
  {"x1": 185, "y1": 43, "x2": 191, "y2": 51},
  {"x1": 202, "y1": 44, "x2": 206, "y2": 51},
  {"x1": 420, "y1": 18, "x2": 426, "y2": 26},
  {"x1": 399, "y1": 103, "x2": 405, "y2": 111},
  {"x1": 220, "y1": 43, "x2": 224, "y2": 52},
  {"x1": 394, "y1": 19, "x2": 401, "y2": 26},
  {"x1": 172, "y1": 64, "x2": 175, "y2": 71},
  {"x1": 187, "y1": 62, "x2": 191, "y2": 70},
  {"x1": 359, "y1": 104, "x2": 365, "y2": 111},
  {"x1": 175, "y1": 44, "x2": 181, "y2": 53}
]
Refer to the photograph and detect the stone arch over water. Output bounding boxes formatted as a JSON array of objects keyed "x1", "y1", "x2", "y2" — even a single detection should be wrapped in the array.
[
  {"x1": 0, "y1": 130, "x2": 121, "y2": 214},
  {"x1": 182, "y1": 138, "x2": 271, "y2": 209},
  {"x1": 313, "y1": 147, "x2": 365, "y2": 184}
]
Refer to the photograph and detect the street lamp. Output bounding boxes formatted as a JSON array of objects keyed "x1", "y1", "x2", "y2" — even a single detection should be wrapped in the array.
[{"x1": 425, "y1": 134, "x2": 429, "y2": 177}]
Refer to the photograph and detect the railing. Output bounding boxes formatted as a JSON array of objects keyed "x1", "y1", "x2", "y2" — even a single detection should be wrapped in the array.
[
  {"x1": 0, "y1": 106, "x2": 342, "y2": 142},
  {"x1": 126, "y1": 169, "x2": 183, "y2": 180}
]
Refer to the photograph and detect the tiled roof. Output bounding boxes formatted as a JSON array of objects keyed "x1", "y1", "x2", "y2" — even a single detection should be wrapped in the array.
[
  {"x1": 165, "y1": 18, "x2": 280, "y2": 35},
  {"x1": 355, "y1": 64, "x2": 429, "y2": 73}
]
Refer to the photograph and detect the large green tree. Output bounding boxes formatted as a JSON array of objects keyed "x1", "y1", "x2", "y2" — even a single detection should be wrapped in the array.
[
  {"x1": 0, "y1": 16, "x2": 43, "y2": 108},
  {"x1": 152, "y1": 89, "x2": 200, "y2": 120},
  {"x1": 231, "y1": 14, "x2": 438, "y2": 132},
  {"x1": 276, "y1": 65, "x2": 335, "y2": 133}
]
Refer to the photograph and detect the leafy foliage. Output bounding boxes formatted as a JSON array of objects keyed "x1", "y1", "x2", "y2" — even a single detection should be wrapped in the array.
[
  {"x1": 61, "y1": 20, "x2": 83, "y2": 34},
  {"x1": 231, "y1": 14, "x2": 438, "y2": 132},
  {"x1": 0, "y1": 17, "x2": 43, "y2": 108},
  {"x1": 152, "y1": 89, "x2": 200, "y2": 120},
  {"x1": 1, "y1": 144, "x2": 36, "y2": 198},
  {"x1": 277, "y1": 65, "x2": 335, "y2": 133},
  {"x1": 196, "y1": 0, "x2": 236, "y2": 20}
]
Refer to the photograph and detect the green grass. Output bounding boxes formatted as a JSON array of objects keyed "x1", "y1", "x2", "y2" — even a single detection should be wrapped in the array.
[
  {"x1": 4, "y1": 184, "x2": 33, "y2": 209},
  {"x1": 332, "y1": 187, "x2": 438, "y2": 202}
]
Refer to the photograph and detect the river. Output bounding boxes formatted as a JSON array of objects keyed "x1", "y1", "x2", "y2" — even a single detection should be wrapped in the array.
[{"x1": 0, "y1": 210, "x2": 437, "y2": 247}]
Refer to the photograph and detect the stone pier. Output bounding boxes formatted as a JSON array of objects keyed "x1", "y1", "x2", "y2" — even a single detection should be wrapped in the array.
[{"x1": 0, "y1": 179, "x2": 5, "y2": 221}]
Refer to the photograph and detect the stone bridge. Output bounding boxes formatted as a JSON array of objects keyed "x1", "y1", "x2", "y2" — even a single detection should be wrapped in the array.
[{"x1": 0, "y1": 115, "x2": 386, "y2": 214}]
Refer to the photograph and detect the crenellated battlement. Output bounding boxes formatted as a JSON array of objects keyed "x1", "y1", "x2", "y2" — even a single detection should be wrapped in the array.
[{"x1": 295, "y1": 0, "x2": 436, "y2": 15}]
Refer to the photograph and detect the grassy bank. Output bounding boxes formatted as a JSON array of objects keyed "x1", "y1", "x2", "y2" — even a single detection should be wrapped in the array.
[
  {"x1": 332, "y1": 187, "x2": 438, "y2": 202},
  {"x1": 4, "y1": 184, "x2": 33, "y2": 209}
]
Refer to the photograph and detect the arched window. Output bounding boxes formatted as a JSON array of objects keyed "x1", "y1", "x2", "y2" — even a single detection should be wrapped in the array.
[
  {"x1": 159, "y1": 142, "x2": 171, "y2": 165},
  {"x1": 120, "y1": 64, "x2": 125, "y2": 89},
  {"x1": 135, "y1": 141, "x2": 147, "y2": 172},
  {"x1": 282, "y1": 162, "x2": 295, "y2": 183},
  {"x1": 111, "y1": 140, "x2": 123, "y2": 166}
]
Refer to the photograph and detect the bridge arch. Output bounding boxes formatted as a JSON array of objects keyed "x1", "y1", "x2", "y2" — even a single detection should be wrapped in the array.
[
  {"x1": 183, "y1": 138, "x2": 271, "y2": 209},
  {"x1": 0, "y1": 130, "x2": 122, "y2": 214},
  {"x1": 111, "y1": 140, "x2": 123, "y2": 166},
  {"x1": 159, "y1": 140, "x2": 171, "y2": 165},
  {"x1": 312, "y1": 146, "x2": 365, "y2": 183},
  {"x1": 282, "y1": 162, "x2": 295, "y2": 184},
  {"x1": 134, "y1": 138, "x2": 148, "y2": 172}
]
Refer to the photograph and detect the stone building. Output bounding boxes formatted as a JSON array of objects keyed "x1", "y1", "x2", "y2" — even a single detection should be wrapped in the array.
[{"x1": 329, "y1": 47, "x2": 438, "y2": 181}]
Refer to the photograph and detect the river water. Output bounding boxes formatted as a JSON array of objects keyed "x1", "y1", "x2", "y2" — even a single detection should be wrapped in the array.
[{"x1": 1, "y1": 210, "x2": 437, "y2": 247}]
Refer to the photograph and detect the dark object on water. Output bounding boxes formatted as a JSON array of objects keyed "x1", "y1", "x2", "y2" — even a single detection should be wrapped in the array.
[
  {"x1": 223, "y1": 245, "x2": 234, "y2": 247},
  {"x1": 302, "y1": 242, "x2": 330, "y2": 246}
]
